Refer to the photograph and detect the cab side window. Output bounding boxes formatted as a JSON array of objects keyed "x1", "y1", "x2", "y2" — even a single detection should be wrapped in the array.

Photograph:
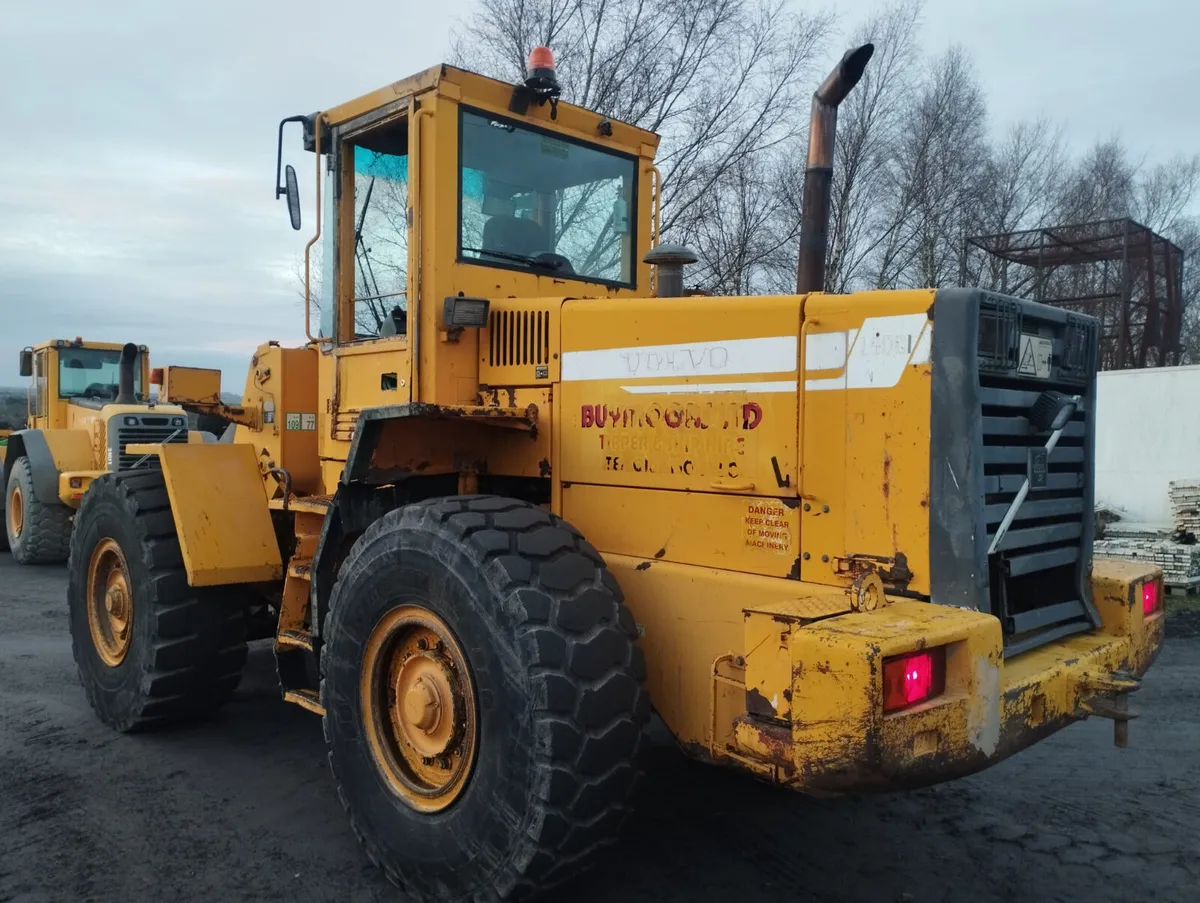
[
  {"x1": 31, "y1": 351, "x2": 47, "y2": 417},
  {"x1": 349, "y1": 123, "x2": 410, "y2": 341}
]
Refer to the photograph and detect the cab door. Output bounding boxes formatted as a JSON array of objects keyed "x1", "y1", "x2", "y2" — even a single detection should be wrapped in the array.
[
  {"x1": 29, "y1": 350, "x2": 50, "y2": 430},
  {"x1": 327, "y1": 114, "x2": 414, "y2": 446}
]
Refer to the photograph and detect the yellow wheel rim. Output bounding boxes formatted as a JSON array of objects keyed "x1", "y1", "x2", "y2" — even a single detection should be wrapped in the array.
[
  {"x1": 360, "y1": 605, "x2": 477, "y2": 813},
  {"x1": 8, "y1": 481, "x2": 22, "y2": 539},
  {"x1": 87, "y1": 539, "x2": 134, "y2": 667}
]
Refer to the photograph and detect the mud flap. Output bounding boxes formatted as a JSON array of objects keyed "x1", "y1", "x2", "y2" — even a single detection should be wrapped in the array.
[{"x1": 149, "y1": 443, "x2": 283, "y2": 586}]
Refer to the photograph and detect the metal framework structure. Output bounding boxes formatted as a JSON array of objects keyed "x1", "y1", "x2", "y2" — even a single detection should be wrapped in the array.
[{"x1": 964, "y1": 218, "x2": 1185, "y2": 369}]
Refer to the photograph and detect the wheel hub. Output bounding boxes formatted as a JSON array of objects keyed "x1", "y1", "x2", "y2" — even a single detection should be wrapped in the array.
[
  {"x1": 361, "y1": 606, "x2": 477, "y2": 813},
  {"x1": 8, "y1": 482, "x2": 22, "y2": 539},
  {"x1": 87, "y1": 539, "x2": 133, "y2": 667},
  {"x1": 394, "y1": 654, "x2": 458, "y2": 757}
]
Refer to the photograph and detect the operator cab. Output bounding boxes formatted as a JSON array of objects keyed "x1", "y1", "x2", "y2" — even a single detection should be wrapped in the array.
[
  {"x1": 20, "y1": 340, "x2": 151, "y2": 422},
  {"x1": 274, "y1": 48, "x2": 661, "y2": 412},
  {"x1": 276, "y1": 50, "x2": 657, "y2": 336}
]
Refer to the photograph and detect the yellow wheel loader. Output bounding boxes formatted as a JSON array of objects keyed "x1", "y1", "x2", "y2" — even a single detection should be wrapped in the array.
[
  {"x1": 0, "y1": 427, "x2": 11, "y2": 552},
  {"x1": 2, "y1": 340, "x2": 207, "y2": 564},
  {"x1": 67, "y1": 46, "x2": 1163, "y2": 902}
]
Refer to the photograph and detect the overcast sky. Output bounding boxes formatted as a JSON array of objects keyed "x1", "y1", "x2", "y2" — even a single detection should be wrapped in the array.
[{"x1": 1, "y1": 0, "x2": 1196, "y2": 389}]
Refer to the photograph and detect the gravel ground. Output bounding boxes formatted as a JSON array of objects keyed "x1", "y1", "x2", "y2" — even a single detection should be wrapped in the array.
[{"x1": 2, "y1": 552, "x2": 1198, "y2": 903}]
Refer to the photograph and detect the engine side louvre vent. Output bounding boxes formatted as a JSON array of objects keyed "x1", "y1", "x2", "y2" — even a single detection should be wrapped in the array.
[{"x1": 488, "y1": 309, "x2": 550, "y2": 368}]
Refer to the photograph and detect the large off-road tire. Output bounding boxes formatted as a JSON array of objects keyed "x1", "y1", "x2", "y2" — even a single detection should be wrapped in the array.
[
  {"x1": 321, "y1": 496, "x2": 649, "y2": 903},
  {"x1": 0, "y1": 478, "x2": 7, "y2": 553},
  {"x1": 67, "y1": 471, "x2": 248, "y2": 732},
  {"x1": 6, "y1": 457, "x2": 73, "y2": 564}
]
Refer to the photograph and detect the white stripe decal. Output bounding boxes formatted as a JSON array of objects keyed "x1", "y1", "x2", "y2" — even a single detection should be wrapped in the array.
[
  {"x1": 909, "y1": 321, "x2": 932, "y2": 366},
  {"x1": 806, "y1": 314, "x2": 928, "y2": 392},
  {"x1": 804, "y1": 375, "x2": 846, "y2": 391},
  {"x1": 618, "y1": 380, "x2": 798, "y2": 395},
  {"x1": 561, "y1": 336, "x2": 796, "y2": 382},
  {"x1": 805, "y1": 331, "x2": 849, "y2": 370}
]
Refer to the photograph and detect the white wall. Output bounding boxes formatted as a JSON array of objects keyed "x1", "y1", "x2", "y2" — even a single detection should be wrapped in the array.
[{"x1": 1095, "y1": 364, "x2": 1200, "y2": 524}]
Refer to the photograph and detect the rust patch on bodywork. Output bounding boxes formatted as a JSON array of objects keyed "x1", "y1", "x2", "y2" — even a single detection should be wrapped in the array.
[
  {"x1": 836, "y1": 551, "x2": 913, "y2": 593},
  {"x1": 746, "y1": 688, "x2": 777, "y2": 719}
]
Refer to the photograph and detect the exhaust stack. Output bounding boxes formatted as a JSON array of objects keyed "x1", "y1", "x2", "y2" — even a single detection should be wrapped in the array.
[
  {"x1": 795, "y1": 43, "x2": 875, "y2": 294},
  {"x1": 115, "y1": 343, "x2": 139, "y2": 405}
]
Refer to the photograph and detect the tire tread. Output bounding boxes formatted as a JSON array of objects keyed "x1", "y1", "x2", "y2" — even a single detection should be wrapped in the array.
[
  {"x1": 7, "y1": 457, "x2": 73, "y2": 564},
  {"x1": 323, "y1": 495, "x2": 648, "y2": 902},
  {"x1": 68, "y1": 471, "x2": 247, "y2": 731}
]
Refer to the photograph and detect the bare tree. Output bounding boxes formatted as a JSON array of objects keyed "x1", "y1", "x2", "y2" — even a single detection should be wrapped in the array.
[
  {"x1": 1000, "y1": 142, "x2": 1200, "y2": 365},
  {"x1": 965, "y1": 117, "x2": 1067, "y2": 292},
  {"x1": 1176, "y1": 218, "x2": 1200, "y2": 364},
  {"x1": 686, "y1": 154, "x2": 797, "y2": 294},
  {"x1": 812, "y1": 0, "x2": 923, "y2": 294},
  {"x1": 454, "y1": 0, "x2": 833, "y2": 277},
  {"x1": 1135, "y1": 157, "x2": 1200, "y2": 364},
  {"x1": 1051, "y1": 137, "x2": 1137, "y2": 225}
]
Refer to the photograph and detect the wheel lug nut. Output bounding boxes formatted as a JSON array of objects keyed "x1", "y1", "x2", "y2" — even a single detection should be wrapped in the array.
[
  {"x1": 438, "y1": 756, "x2": 452, "y2": 769},
  {"x1": 422, "y1": 756, "x2": 433, "y2": 766}
]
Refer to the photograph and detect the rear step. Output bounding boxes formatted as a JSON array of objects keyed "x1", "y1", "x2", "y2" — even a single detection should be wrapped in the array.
[
  {"x1": 277, "y1": 628, "x2": 314, "y2": 651},
  {"x1": 283, "y1": 689, "x2": 325, "y2": 716}
]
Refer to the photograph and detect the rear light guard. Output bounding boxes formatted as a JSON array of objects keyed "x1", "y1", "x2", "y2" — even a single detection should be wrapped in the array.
[
  {"x1": 883, "y1": 646, "x2": 948, "y2": 714},
  {"x1": 1141, "y1": 578, "x2": 1163, "y2": 618}
]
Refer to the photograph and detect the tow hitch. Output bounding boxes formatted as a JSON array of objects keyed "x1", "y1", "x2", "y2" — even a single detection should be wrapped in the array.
[{"x1": 1079, "y1": 670, "x2": 1141, "y2": 747}]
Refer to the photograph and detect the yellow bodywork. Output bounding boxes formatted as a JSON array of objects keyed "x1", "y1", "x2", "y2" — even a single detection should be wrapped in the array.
[
  {"x1": 159, "y1": 365, "x2": 223, "y2": 405},
  {"x1": 57, "y1": 470, "x2": 102, "y2": 505},
  {"x1": 727, "y1": 558, "x2": 1162, "y2": 791},
  {"x1": 134, "y1": 61, "x2": 1163, "y2": 796}
]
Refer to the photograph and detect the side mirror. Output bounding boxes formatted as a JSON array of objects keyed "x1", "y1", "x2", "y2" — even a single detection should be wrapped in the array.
[
  {"x1": 19, "y1": 349, "x2": 33, "y2": 378},
  {"x1": 275, "y1": 114, "x2": 308, "y2": 231},
  {"x1": 284, "y1": 164, "x2": 302, "y2": 231}
]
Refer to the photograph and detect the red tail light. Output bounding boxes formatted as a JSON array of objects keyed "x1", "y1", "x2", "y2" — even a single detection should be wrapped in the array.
[
  {"x1": 883, "y1": 647, "x2": 946, "y2": 713},
  {"x1": 1142, "y1": 580, "x2": 1161, "y2": 616}
]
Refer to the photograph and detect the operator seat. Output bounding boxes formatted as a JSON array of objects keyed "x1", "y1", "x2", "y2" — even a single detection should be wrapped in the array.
[
  {"x1": 482, "y1": 215, "x2": 548, "y2": 258},
  {"x1": 379, "y1": 305, "x2": 407, "y2": 337}
]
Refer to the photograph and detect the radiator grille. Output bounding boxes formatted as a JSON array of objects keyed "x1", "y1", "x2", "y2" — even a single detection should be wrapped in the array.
[
  {"x1": 977, "y1": 299, "x2": 1100, "y2": 655},
  {"x1": 116, "y1": 424, "x2": 187, "y2": 471},
  {"x1": 488, "y1": 310, "x2": 550, "y2": 368}
]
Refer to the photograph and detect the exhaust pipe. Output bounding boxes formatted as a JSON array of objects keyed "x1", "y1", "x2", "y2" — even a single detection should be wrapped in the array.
[
  {"x1": 795, "y1": 43, "x2": 875, "y2": 294},
  {"x1": 115, "y1": 342, "x2": 138, "y2": 404}
]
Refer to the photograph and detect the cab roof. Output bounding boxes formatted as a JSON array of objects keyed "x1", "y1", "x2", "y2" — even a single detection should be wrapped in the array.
[
  {"x1": 315, "y1": 63, "x2": 661, "y2": 161},
  {"x1": 32, "y1": 339, "x2": 146, "y2": 353}
]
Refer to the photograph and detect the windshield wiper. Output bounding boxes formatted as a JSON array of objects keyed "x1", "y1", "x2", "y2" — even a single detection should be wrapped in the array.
[{"x1": 462, "y1": 247, "x2": 562, "y2": 271}]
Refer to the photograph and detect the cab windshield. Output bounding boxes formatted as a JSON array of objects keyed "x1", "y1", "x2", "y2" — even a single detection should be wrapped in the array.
[
  {"x1": 458, "y1": 108, "x2": 637, "y2": 287},
  {"x1": 58, "y1": 347, "x2": 143, "y2": 401}
]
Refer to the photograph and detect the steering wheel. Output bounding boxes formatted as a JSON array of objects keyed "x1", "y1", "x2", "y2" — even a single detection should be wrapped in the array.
[
  {"x1": 83, "y1": 383, "x2": 116, "y2": 399},
  {"x1": 534, "y1": 252, "x2": 575, "y2": 274}
]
